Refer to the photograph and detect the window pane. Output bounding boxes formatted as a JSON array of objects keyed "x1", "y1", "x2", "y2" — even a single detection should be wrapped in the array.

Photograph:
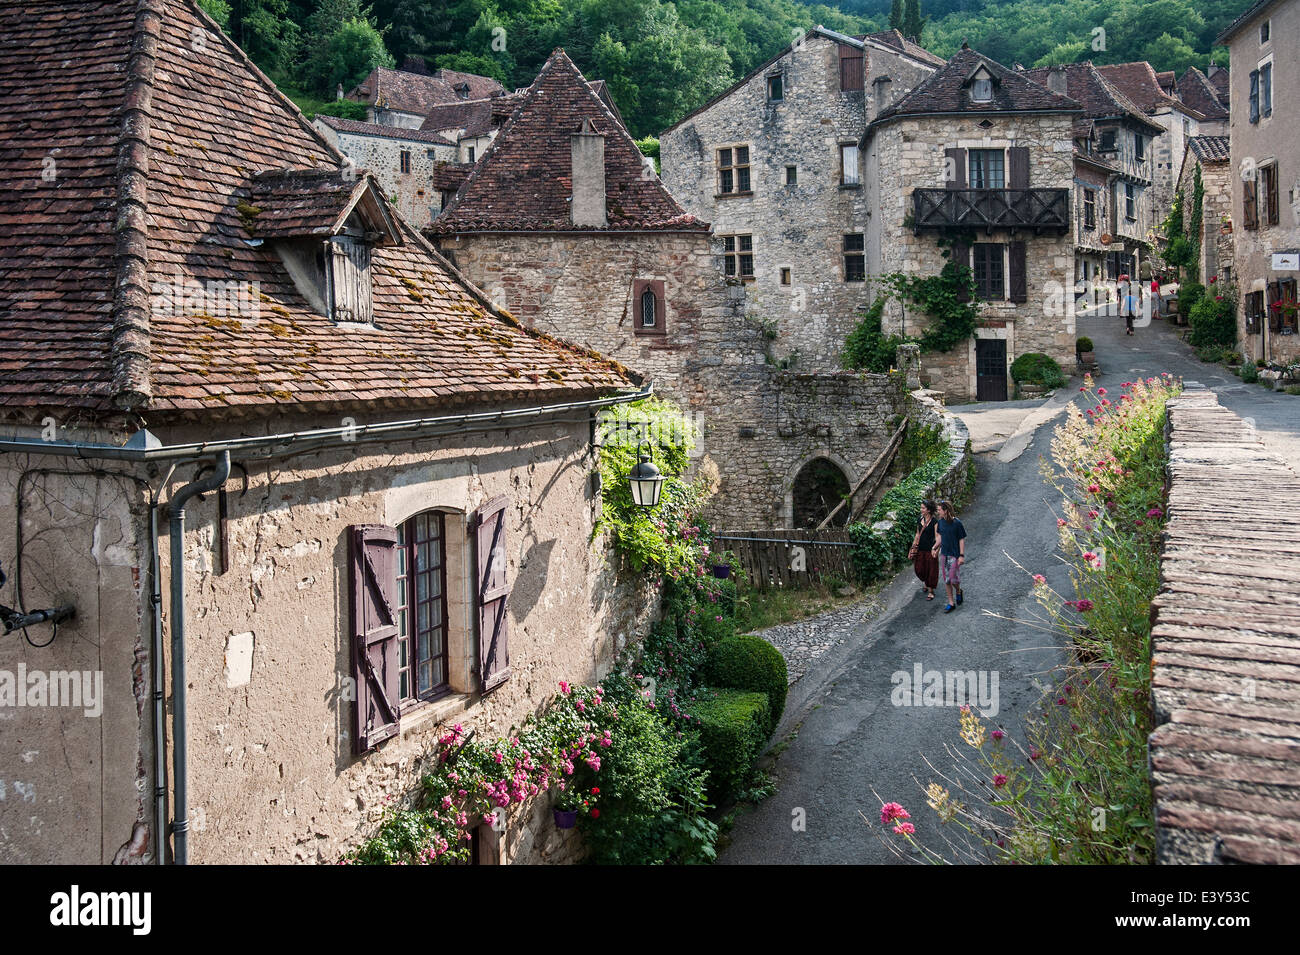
[
  {"x1": 723, "y1": 235, "x2": 735, "y2": 252},
  {"x1": 736, "y1": 146, "x2": 749, "y2": 165},
  {"x1": 739, "y1": 235, "x2": 753, "y2": 252},
  {"x1": 718, "y1": 148, "x2": 731, "y2": 168},
  {"x1": 737, "y1": 167, "x2": 751, "y2": 192},
  {"x1": 740, "y1": 254, "x2": 754, "y2": 276},
  {"x1": 720, "y1": 169, "x2": 733, "y2": 193},
  {"x1": 843, "y1": 233, "x2": 864, "y2": 252},
  {"x1": 641, "y1": 289, "x2": 656, "y2": 326}
]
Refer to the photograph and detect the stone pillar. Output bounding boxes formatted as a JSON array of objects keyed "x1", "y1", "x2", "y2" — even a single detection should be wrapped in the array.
[
  {"x1": 897, "y1": 342, "x2": 921, "y2": 389},
  {"x1": 570, "y1": 119, "x2": 607, "y2": 228}
]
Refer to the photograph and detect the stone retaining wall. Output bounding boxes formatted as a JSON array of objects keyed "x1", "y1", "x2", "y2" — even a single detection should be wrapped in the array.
[{"x1": 1149, "y1": 388, "x2": 1300, "y2": 864}]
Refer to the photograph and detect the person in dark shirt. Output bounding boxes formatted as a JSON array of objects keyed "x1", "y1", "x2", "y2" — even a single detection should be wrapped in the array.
[
  {"x1": 930, "y1": 500, "x2": 967, "y2": 613},
  {"x1": 908, "y1": 500, "x2": 939, "y2": 600}
]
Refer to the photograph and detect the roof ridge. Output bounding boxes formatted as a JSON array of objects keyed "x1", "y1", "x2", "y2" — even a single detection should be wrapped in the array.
[{"x1": 110, "y1": 0, "x2": 165, "y2": 411}]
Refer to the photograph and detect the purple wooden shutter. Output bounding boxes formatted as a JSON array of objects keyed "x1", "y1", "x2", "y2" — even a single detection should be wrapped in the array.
[
  {"x1": 1008, "y1": 241, "x2": 1028, "y2": 303},
  {"x1": 1009, "y1": 147, "x2": 1030, "y2": 189},
  {"x1": 475, "y1": 497, "x2": 511, "y2": 692},
  {"x1": 951, "y1": 242, "x2": 971, "y2": 302},
  {"x1": 349, "y1": 524, "x2": 401, "y2": 754},
  {"x1": 945, "y1": 148, "x2": 967, "y2": 189}
]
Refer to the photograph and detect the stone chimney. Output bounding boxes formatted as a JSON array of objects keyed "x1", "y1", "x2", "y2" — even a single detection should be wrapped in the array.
[
  {"x1": 570, "y1": 118, "x2": 607, "y2": 228},
  {"x1": 870, "y1": 76, "x2": 893, "y2": 119},
  {"x1": 1046, "y1": 66, "x2": 1068, "y2": 95}
]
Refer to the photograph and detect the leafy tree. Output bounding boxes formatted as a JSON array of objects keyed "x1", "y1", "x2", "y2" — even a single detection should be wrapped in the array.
[
  {"x1": 301, "y1": 1, "x2": 393, "y2": 95},
  {"x1": 1032, "y1": 40, "x2": 1087, "y2": 68},
  {"x1": 198, "y1": 0, "x2": 233, "y2": 28},
  {"x1": 889, "y1": 0, "x2": 903, "y2": 31},
  {"x1": 901, "y1": 0, "x2": 924, "y2": 42},
  {"x1": 434, "y1": 51, "x2": 508, "y2": 84},
  {"x1": 235, "y1": 0, "x2": 301, "y2": 77}
]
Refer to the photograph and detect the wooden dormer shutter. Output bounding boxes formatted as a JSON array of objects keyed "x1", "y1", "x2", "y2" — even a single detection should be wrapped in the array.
[
  {"x1": 1244, "y1": 177, "x2": 1259, "y2": 231},
  {"x1": 839, "y1": 44, "x2": 864, "y2": 92},
  {"x1": 329, "y1": 237, "x2": 373, "y2": 324},
  {"x1": 951, "y1": 241, "x2": 971, "y2": 302},
  {"x1": 349, "y1": 524, "x2": 401, "y2": 754},
  {"x1": 475, "y1": 497, "x2": 511, "y2": 692}
]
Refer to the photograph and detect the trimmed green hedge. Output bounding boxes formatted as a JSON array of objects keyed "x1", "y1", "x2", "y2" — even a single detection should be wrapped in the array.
[
  {"x1": 690, "y1": 688, "x2": 770, "y2": 799},
  {"x1": 1010, "y1": 352, "x2": 1066, "y2": 389},
  {"x1": 705, "y1": 635, "x2": 788, "y2": 732}
]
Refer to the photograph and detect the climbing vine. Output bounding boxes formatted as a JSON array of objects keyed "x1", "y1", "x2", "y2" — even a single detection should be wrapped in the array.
[{"x1": 1188, "y1": 165, "x2": 1205, "y2": 284}]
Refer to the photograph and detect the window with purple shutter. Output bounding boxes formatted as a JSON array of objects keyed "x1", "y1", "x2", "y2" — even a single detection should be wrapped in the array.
[
  {"x1": 475, "y1": 497, "x2": 511, "y2": 692},
  {"x1": 349, "y1": 524, "x2": 402, "y2": 754}
]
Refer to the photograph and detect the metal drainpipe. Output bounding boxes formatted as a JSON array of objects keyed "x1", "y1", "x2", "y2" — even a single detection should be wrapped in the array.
[
  {"x1": 168, "y1": 451, "x2": 230, "y2": 865},
  {"x1": 150, "y1": 499, "x2": 168, "y2": 864}
]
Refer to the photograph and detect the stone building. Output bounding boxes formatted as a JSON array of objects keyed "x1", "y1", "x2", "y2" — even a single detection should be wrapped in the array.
[
  {"x1": 430, "y1": 50, "x2": 910, "y2": 528},
  {"x1": 1175, "y1": 135, "x2": 1234, "y2": 286},
  {"x1": 1097, "y1": 62, "x2": 1217, "y2": 231},
  {"x1": 1023, "y1": 63, "x2": 1165, "y2": 286},
  {"x1": 864, "y1": 48, "x2": 1081, "y2": 401},
  {"x1": 659, "y1": 28, "x2": 945, "y2": 371},
  {"x1": 1220, "y1": 0, "x2": 1300, "y2": 364},
  {"x1": 0, "y1": 0, "x2": 651, "y2": 865},
  {"x1": 314, "y1": 115, "x2": 457, "y2": 227},
  {"x1": 347, "y1": 64, "x2": 506, "y2": 129}
]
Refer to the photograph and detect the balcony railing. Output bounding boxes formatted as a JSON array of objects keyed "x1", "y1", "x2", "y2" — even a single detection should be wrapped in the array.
[{"x1": 912, "y1": 188, "x2": 1071, "y2": 235}]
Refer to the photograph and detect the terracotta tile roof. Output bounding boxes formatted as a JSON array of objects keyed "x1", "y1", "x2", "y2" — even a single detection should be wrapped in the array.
[
  {"x1": 1022, "y1": 62, "x2": 1165, "y2": 133},
  {"x1": 0, "y1": 0, "x2": 635, "y2": 415},
  {"x1": 1188, "y1": 135, "x2": 1231, "y2": 164},
  {"x1": 1095, "y1": 62, "x2": 1189, "y2": 116},
  {"x1": 246, "y1": 168, "x2": 399, "y2": 239},
  {"x1": 1177, "y1": 67, "x2": 1230, "y2": 122},
  {"x1": 317, "y1": 114, "x2": 455, "y2": 147},
  {"x1": 859, "y1": 29, "x2": 948, "y2": 68},
  {"x1": 429, "y1": 50, "x2": 706, "y2": 235},
  {"x1": 873, "y1": 47, "x2": 1082, "y2": 126},
  {"x1": 429, "y1": 162, "x2": 473, "y2": 192},
  {"x1": 1207, "y1": 65, "x2": 1231, "y2": 100},
  {"x1": 348, "y1": 66, "x2": 505, "y2": 116}
]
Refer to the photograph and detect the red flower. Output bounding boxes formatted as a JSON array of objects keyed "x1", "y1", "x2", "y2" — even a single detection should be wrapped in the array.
[{"x1": 590, "y1": 809, "x2": 600, "y2": 819}]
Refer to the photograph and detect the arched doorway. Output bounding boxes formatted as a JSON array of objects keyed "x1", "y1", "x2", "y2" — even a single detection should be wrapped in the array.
[{"x1": 792, "y1": 458, "x2": 851, "y2": 529}]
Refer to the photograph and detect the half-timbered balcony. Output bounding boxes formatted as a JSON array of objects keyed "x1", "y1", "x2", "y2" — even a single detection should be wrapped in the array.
[{"x1": 912, "y1": 188, "x2": 1071, "y2": 235}]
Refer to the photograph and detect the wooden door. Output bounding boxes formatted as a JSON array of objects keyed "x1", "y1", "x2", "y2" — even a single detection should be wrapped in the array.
[{"x1": 976, "y1": 339, "x2": 1008, "y2": 402}]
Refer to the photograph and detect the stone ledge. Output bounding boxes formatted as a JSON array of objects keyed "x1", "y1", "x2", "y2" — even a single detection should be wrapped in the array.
[{"x1": 1151, "y1": 387, "x2": 1300, "y2": 865}]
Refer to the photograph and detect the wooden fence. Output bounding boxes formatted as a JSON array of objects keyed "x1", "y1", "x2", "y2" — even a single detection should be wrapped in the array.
[{"x1": 713, "y1": 530, "x2": 856, "y2": 591}]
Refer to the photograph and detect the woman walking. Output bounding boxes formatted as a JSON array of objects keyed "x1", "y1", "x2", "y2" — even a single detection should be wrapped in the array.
[
  {"x1": 908, "y1": 500, "x2": 940, "y2": 601},
  {"x1": 931, "y1": 500, "x2": 967, "y2": 613}
]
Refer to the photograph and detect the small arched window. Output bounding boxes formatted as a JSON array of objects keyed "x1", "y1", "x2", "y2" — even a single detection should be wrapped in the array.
[{"x1": 640, "y1": 286, "x2": 657, "y2": 327}]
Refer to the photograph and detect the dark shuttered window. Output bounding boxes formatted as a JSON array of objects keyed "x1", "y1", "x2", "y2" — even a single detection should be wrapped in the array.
[
  {"x1": 973, "y1": 243, "x2": 1005, "y2": 301},
  {"x1": 1008, "y1": 241, "x2": 1028, "y2": 304}
]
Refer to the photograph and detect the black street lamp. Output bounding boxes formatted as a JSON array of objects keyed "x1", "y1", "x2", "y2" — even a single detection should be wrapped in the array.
[{"x1": 627, "y1": 440, "x2": 664, "y2": 508}]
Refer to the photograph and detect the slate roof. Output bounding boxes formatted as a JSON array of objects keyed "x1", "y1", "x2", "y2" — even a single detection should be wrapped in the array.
[
  {"x1": 421, "y1": 99, "x2": 500, "y2": 139},
  {"x1": 1177, "y1": 67, "x2": 1231, "y2": 122},
  {"x1": 0, "y1": 0, "x2": 635, "y2": 415},
  {"x1": 348, "y1": 66, "x2": 505, "y2": 116},
  {"x1": 430, "y1": 50, "x2": 706, "y2": 235},
  {"x1": 872, "y1": 47, "x2": 1082, "y2": 126},
  {"x1": 1188, "y1": 135, "x2": 1231, "y2": 164},
  {"x1": 316, "y1": 114, "x2": 455, "y2": 147},
  {"x1": 1021, "y1": 62, "x2": 1165, "y2": 133}
]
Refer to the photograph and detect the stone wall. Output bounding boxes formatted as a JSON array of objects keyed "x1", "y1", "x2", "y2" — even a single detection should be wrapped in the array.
[
  {"x1": 660, "y1": 33, "x2": 937, "y2": 372},
  {"x1": 315, "y1": 122, "x2": 458, "y2": 228},
  {"x1": 436, "y1": 229, "x2": 909, "y2": 528},
  {"x1": 866, "y1": 113, "x2": 1078, "y2": 400},
  {"x1": 0, "y1": 413, "x2": 656, "y2": 865},
  {"x1": 1176, "y1": 155, "x2": 1233, "y2": 286},
  {"x1": 1150, "y1": 388, "x2": 1300, "y2": 864}
]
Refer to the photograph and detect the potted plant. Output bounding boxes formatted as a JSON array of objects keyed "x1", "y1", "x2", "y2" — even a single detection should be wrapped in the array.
[
  {"x1": 552, "y1": 784, "x2": 599, "y2": 829},
  {"x1": 1076, "y1": 336, "x2": 1095, "y2": 364},
  {"x1": 1272, "y1": 296, "x2": 1299, "y2": 334}
]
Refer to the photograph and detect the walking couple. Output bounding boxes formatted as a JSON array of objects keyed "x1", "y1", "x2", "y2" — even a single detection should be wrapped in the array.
[{"x1": 908, "y1": 500, "x2": 967, "y2": 613}]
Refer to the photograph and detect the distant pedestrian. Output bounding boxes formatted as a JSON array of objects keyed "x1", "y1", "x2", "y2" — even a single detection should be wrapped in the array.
[
  {"x1": 1119, "y1": 277, "x2": 1137, "y2": 335},
  {"x1": 908, "y1": 500, "x2": 939, "y2": 601},
  {"x1": 931, "y1": 500, "x2": 967, "y2": 613}
]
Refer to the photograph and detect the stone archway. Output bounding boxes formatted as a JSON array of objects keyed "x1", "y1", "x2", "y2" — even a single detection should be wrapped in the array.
[{"x1": 791, "y1": 457, "x2": 852, "y2": 529}]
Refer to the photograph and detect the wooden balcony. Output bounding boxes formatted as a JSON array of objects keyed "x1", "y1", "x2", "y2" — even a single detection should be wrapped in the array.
[{"x1": 912, "y1": 188, "x2": 1071, "y2": 235}]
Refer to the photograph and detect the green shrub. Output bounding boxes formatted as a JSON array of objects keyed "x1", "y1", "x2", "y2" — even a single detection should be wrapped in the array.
[
  {"x1": 689, "y1": 688, "x2": 771, "y2": 799},
  {"x1": 1240, "y1": 362, "x2": 1260, "y2": 383},
  {"x1": 1187, "y1": 293, "x2": 1236, "y2": 349},
  {"x1": 1076, "y1": 336, "x2": 1094, "y2": 353},
  {"x1": 705, "y1": 634, "x2": 789, "y2": 732},
  {"x1": 843, "y1": 297, "x2": 907, "y2": 373},
  {"x1": 1285, "y1": 385, "x2": 1300, "y2": 396},
  {"x1": 1194, "y1": 345, "x2": 1224, "y2": 363},
  {"x1": 1178, "y1": 281, "x2": 1206, "y2": 316},
  {"x1": 1010, "y1": 352, "x2": 1066, "y2": 389}
]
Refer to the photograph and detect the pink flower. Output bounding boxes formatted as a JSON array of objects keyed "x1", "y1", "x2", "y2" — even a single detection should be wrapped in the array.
[
  {"x1": 1088, "y1": 484, "x2": 1101, "y2": 493},
  {"x1": 893, "y1": 822, "x2": 916, "y2": 835},
  {"x1": 559, "y1": 681, "x2": 570, "y2": 695},
  {"x1": 993, "y1": 774, "x2": 1008, "y2": 788},
  {"x1": 991, "y1": 730, "x2": 1005, "y2": 741},
  {"x1": 1032, "y1": 574, "x2": 1046, "y2": 585},
  {"x1": 1147, "y1": 508, "x2": 1164, "y2": 518},
  {"x1": 1097, "y1": 388, "x2": 1107, "y2": 396},
  {"x1": 1057, "y1": 518, "x2": 1067, "y2": 527},
  {"x1": 880, "y1": 802, "x2": 910, "y2": 824}
]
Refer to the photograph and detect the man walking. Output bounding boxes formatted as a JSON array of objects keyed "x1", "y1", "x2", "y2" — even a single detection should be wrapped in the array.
[{"x1": 931, "y1": 500, "x2": 967, "y2": 613}]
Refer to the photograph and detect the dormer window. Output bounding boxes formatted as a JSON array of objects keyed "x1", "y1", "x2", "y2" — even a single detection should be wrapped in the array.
[
  {"x1": 1099, "y1": 128, "x2": 1117, "y2": 152},
  {"x1": 455, "y1": 82, "x2": 471, "y2": 99},
  {"x1": 972, "y1": 77, "x2": 993, "y2": 102},
  {"x1": 248, "y1": 167, "x2": 403, "y2": 327}
]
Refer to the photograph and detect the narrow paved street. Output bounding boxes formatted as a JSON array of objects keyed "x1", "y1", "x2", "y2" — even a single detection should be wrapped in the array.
[{"x1": 720, "y1": 312, "x2": 1300, "y2": 864}]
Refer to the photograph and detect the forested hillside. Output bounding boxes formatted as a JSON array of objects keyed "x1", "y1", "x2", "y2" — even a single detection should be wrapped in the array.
[{"x1": 199, "y1": 0, "x2": 1251, "y2": 139}]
